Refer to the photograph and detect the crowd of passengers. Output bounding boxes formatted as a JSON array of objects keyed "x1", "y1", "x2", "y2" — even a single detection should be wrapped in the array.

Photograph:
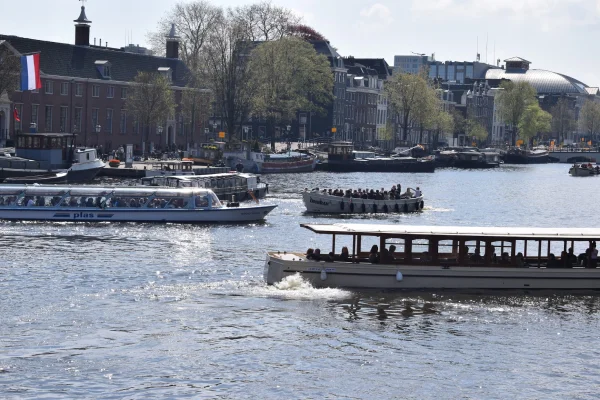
[
  {"x1": 0, "y1": 195, "x2": 210, "y2": 209},
  {"x1": 307, "y1": 185, "x2": 422, "y2": 200},
  {"x1": 305, "y1": 242, "x2": 600, "y2": 268}
]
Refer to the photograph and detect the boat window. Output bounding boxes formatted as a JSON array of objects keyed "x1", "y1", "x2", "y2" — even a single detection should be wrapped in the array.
[
  {"x1": 209, "y1": 192, "x2": 222, "y2": 208},
  {"x1": 195, "y1": 196, "x2": 209, "y2": 208},
  {"x1": 1, "y1": 196, "x2": 18, "y2": 206}
]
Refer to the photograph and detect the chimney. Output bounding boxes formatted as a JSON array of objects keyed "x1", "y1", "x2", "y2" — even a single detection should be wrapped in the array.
[
  {"x1": 166, "y1": 23, "x2": 180, "y2": 59},
  {"x1": 74, "y1": 5, "x2": 92, "y2": 46},
  {"x1": 99, "y1": 38, "x2": 102, "y2": 47}
]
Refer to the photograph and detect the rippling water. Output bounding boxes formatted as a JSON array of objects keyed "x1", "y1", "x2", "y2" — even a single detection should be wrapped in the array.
[{"x1": 2, "y1": 164, "x2": 600, "y2": 399}]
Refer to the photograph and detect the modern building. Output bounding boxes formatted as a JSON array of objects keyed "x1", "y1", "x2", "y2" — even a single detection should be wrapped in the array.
[
  {"x1": 393, "y1": 54, "x2": 432, "y2": 75},
  {"x1": 1, "y1": 5, "x2": 200, "y2": 152}
]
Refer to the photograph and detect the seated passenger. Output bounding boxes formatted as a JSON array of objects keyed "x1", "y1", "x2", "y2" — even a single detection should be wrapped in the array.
[
  {"x1": 388, "y1": 245, "x2": 397, "y2": 260},
  {"x1": 470, "y1": 250, "x2": 483, "y2": 263},
  {"x1": 380, "y1": 247, "x2": 392, "y2": 263},
  {"x1": 547, "y1": 253, "x2": 560, "y2": 268},
  {"x1": 26, "y1": 197, "x2": 35, "y2": 207},
  {"x1": 306, "y1": 248, "x2": 315, "y2": 260},
  {"x1": 0, "y1": 197, "x2": 4, "y2": 206},
  {"x1": 312, "y1": 248, "x2": 322, "y2": 261},
  {"x1": 516, "y1": 252, "x2": 525, "y2": 268},
  {"x1": 338, "y1": 246, "x2": 350, "y2": 262},
  {"x1": 368, "y1": 245, "x2": 380, "y2": 264},
  {"x1": 499, "y1": 252, "x2": 510, "y2": 264}
]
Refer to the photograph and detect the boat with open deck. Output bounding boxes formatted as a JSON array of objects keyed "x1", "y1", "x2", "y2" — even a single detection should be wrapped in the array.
[
  {"x1": 265, "y1": 224, "x2": 600, "y2": 289},
  {"x1": 302, "y1": 188, "x2": 424, "y2": 214},
  {"x1": 0, "y1": 184, "x2": 276, "y2": 223}
]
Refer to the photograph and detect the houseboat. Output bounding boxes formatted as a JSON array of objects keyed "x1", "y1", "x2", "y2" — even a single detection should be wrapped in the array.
[
  {"x1": 140, "y1": 172, "x2": 268, "y2": 201},
  {"x1": 503, "y1": 147, "x2": 549, "y2": 164},
  {"x1": 223, "y1": 142, "x2": 317, "y2": 173},
  {"x1": 264, "y1": 224, "x2": 600, "y2": 289},
  {"x1": 302, "y1": 189, "x2": 424, "y2": 214},
  {"x1": 0, "y1": 185, "x2": 276, "y2": 223},
  {"x1": 454, "y1": 150, "x2": 500, "y2": 169},
  {"x1": 317, "y1": 142, "x2": 435, "y2": 173}
]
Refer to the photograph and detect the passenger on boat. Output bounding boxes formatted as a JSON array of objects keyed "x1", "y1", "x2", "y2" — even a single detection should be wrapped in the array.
[
  {"x1": 380, "y1": 247, "x2": 391, "y2": 263},
  {"x1": 0, "y1": 197, "x2": 4, "y2": 206},
  {"x1": 338, "y1": 246, "x2": 350, "y2": 262},
  {"x1": 591, "y1": 243, "x2": 598, "y2": 268},
  {"x1": 312, "y1": 248, "x2": 322, "y2": 261},
  {"x1": 368, "y1": 245, "x2": 380, "y2": 264},
  {"x1": 25, "y1": 197, "x2": 34, "y2": 207},
  {"x1": 499, "y1": 252, "x2": 510, "y2": 264},
  {"x1": 415, "y1": 187, "x2": 422, "y2": 197},
  {"x1": 547, "y1": 253, "x2": 560, "y2": 268},
  {"x1": 561, "y1": 251, "x2": 570, "y2": 268},
  {"x1": 388, "y1": 245, "x2": 397, "y2": 260},
  {"x1": 516, "y1": 252, "x2": 525, "y2": 268},
  {"x1": 568, "y1": 247, "x2": 578, "y2": 266},
  {"x1": 470, "y1": 250, "x2": 483, "y2": 263},
  {"x1": 306, "y1": 248, "x2": 314, "y2": 260}
]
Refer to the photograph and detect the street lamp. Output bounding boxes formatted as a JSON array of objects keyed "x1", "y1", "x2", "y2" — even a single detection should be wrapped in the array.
[
  {"x1": 213, "y1": 123, "x2": 217, "y2": 140},
  {"x1": 95, "y1": 124, "x2": 101, "y2": 147},
  {"x1": 158, "y1": 125, "x2": 164, "y2": 150}
]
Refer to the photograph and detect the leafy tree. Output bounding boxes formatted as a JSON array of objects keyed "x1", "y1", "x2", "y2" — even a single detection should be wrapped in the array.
[
  {"x1": 495, "y1": 81, "x2": 537, "y2": 145},
  {"x1": 432, "y1": 110, "x2": 454, "y2": 147},
  {"x1": 385, "y1": 71, "x2": 430, "y2": 146},
  {"x1": 550, "y1": 97, "x2": 575, "y2": 146},
  {"x1": 246, "y1": 37, "x2": 333, "y2": 150},
  {"x1": 466, "y1": 119, "x2": 488, "y2": 145},
  {"x1": 0, "y1": 45, "x2": 20, "y2": 100},
  {"x1": 579, "y1": 100, "x2": 600, "y2": 142},
  {"x1": 127, "y1": 72, "x2": 175, "y2": 155},
  {"x1": 180, "y1": 77, "x2": 212, "y2": 145},
  {"x1": 518, "y1": 102, "x2": 552, "y2": 145},
  {"x1": 411, "y1": 83, "x2": 439, "y2": 144}
]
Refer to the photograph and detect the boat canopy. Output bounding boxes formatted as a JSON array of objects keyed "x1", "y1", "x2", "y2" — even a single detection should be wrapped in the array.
[
  {"x1": 0, "y1": 184, "x2": 215, "y2": 198},
  {"x1": 300, "y1": 224, "x2": 600, "y2": 241}
]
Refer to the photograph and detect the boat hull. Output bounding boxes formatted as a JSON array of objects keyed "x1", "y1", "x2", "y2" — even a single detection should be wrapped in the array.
[
  {"x1": 453, "y1": 160, "x2": 500, "y2": 169},
  {"x1": 0, "y1": 205, "x2": 277, "y2": 223},
  {"x1": 569, "y1": 166, "x2": 600, "y2": 176},
  {"x1": 66, "y1": 161, "x2": 105, "y2": 183},
  {"x1": 317, "y1": 160, "x2": 435, "y2": 173},
  {"x1": 503, "y1": 152, "x2": 549, "y2": 164},
  {"x1": 265, "y1": 254, "x2": 600, "y2": 290},
  {"x1": 259, "y1": 158, "x2": 317, "y2": 173},
  {"x1": 302, "y1": 192, "x2": 424, "y2": 213}
]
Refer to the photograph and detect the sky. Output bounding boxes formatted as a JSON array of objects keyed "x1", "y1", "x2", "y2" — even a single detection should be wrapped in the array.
[{"x1": 3, "y1": 0, "x2": 600, "y2": 86}]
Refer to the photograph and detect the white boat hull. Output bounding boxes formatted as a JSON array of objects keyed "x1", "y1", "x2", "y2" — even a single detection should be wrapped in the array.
[
  {"x1": 0, "y1": 205, "x2": 277, "y2": 223},
  {"x1": 265, "y1": 254, "x2": 600, "y2": 290},
  {"x1": 302, "y1": 192, "x2": 424, "y2": 213}
]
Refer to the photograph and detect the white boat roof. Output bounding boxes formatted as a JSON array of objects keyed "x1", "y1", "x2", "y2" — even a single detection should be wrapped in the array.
[
  {"x1": 300, "y1": 224, "x2": 600, "y2": 240},
  {"x1": 0, "y1": 184, "x2": 215, "y2": 197}
]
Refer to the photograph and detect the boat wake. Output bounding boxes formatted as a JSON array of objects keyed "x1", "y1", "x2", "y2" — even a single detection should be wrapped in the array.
[
  {"x1": 424, "y1": 206, "x2": 454, "y2": 212},
  {"x1": 260, "y1": 273, "x2": 352, "y2": 300}
]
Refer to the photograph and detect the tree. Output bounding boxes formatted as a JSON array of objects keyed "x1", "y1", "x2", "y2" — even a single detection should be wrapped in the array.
[
  {"x1": 466, "y1": 119, "x2": 488, "y2": 145},
  {"x1": 127, "y1": 72, "x2": 175, "y2": 155},
  {"x1": 432, "y1": 110, "x2": 454, "y2": 147},
  {"x1": 287, "y1": 24, "x2": 326, "y2": 41},
  {"x1": 579, "y1": 100, "x2": 600, "y2": 142},
  {"x1": 518, "y1": 102, "x2": 552, "y2": 145},
  {"x1": 411, "y1": 84, "x2": 439, "y2": 144},
  {"x1": 385, "y1": 71, "x2": 430, "y2": 146},
  {"x1": 230, "y1": 1, "x2": 301, "y2": 41},
  {"x1": 147, "y1": 1, "x2": 223, "y2": 72},
  {"x1": 180, "y1": 81, "x2": 212, "y2": 145},
  {"x1": 0, "y1": 45, "x2": 20, "y2": 100},
  {"x1": 495, "y1": 81, "x2": 537, "y2": 145},
  {"x1": 550, "y1": 97, "x2": 575, "y2": 146},
  {"x1": 246, "y1": 37, "x2": 333, "y2": 150}
]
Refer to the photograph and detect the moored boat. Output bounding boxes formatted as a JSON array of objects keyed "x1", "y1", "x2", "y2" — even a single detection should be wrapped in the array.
[
  {"x1": 504, "y1": 147, "x2": 549, "y2": 164},
  {"x1": 0, "y1": 185, "x2": 276, "y2": 223},
  {"x1": 140, "y1": 172, "x2": 268, "y2": 201},
  {"x1": 569, "y1": 163, "x2": 600, "y2": 176},
  {"x1": 302, "y1": 189, "x2": 424, "y2": 214},
  {"x1": 264, "y1": 224, "x2": 600, "y2": 289}
]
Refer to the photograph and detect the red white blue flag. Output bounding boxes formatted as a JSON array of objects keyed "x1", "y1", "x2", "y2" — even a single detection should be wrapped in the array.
[{"x1": 20, "y1": 54, "x2": 41, "y2": 91}]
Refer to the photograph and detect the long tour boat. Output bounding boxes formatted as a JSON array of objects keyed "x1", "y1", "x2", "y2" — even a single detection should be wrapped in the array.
[
  {"x1": 0, "y1": 185, "x2": 276, "y2": 223},
  {"x1": 264, "y1": 224, "x2": 600, "y2": 290},
  {"x1": 302, "y1": 189, "x2": 424, "y2": 213}
]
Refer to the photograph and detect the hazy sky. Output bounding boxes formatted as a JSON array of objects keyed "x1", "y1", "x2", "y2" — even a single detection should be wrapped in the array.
[{"x1": 4, "y1": 0, "x2": 600, "y2": 86}]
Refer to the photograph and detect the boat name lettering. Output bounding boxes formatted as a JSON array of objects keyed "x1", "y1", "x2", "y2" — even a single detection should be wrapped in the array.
[
  {"x1": 309, "y1": 197, "x2": 330, "y2": 206},
  {"x1": 307, "y1": 267, "x2": 336, "y2": 272},
  {"x1": 73, "y1": 212, "x2": 96, "y2": 219}
]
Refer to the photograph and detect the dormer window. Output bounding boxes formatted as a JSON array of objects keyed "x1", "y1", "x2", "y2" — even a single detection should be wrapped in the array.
[
  {"x1": 95, "y1": 60, "x2": 112, "y2": 79},
  {"x1": 158, "y1": 67, "x2": 172, "y2": 83}
]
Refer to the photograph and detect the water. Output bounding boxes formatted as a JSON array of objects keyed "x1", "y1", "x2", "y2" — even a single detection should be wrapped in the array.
[{"x1": 2, "y1": 164, "x2": 600, "y2": 399}]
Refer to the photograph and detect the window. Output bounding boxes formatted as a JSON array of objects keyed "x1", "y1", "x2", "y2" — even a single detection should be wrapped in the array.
[
  {"x1": 75, "y1": 83, "x2": 83, "y2": 96},
  {"x1": 121, "y1": 87, "x2": 127, "y2": 99},
  {"x1": 104, "y1": 65, "x2": 111, "y2": 78},
  {"x1": 120, "y1": 110, "x2": 127, "y2": 134},
  {"x1": 45, "y1": 81, "x2": 53, "y2": 94},
  {"x1": 74, "y1": 107, "x2": 83, "y2": 132},
  {"x1": 133, "y1": 118, "x2": 139, "y2": 135},
  {"x1": 107, "y1": 86, "x2": 115, "y2": 98},
  {"x1": 44, "y1": 105, "x2": 53, "y2": 132},
  {"x1": 92, "y1": 108, "x2": 99, "y2": 132},
  {"x1": 59, "y1": 106, "x2": 68, "y2": 132},
  {"x1": 92, "y1": 85, "x2": 100, "y2": 97},
  {"x1": 31, "y1": 104, "x2": 39, "y2": 129},
  {"x1": 106, "y1": 109, "x2": 113, "y2": 133},
  {"x1": 60, "y1": 82, "x2": 69, "y2": 96}
]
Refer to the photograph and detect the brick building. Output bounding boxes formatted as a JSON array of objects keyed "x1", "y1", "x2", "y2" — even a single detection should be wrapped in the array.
[{"x1": 0, "y1": 5, "x2": 198, "y2": 153}]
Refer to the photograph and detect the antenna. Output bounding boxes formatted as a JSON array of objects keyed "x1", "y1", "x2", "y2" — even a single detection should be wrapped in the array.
[
  {"x1": 477, "y1": 36, "x2": 479, "y2": 60},
  {"x1": 486, "y1": 33, "x2": 488, "y2": 64}
]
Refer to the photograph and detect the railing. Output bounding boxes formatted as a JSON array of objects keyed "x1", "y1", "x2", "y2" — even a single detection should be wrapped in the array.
[{"x1": 549, "y1": 147, "x2": 600, "y2": 153}]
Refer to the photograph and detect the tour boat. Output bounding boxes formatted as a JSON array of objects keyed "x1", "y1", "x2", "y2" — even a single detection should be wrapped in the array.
[
  {"x1": 0, "y1": 185, "x2": 276, "y2": 223},
  {"x1": 140, "y1": 160, "x2": 196, "y2": 177},
  {"x1": 302, "y1": 190, "x2": 424, "y2": 214},
  {"x1": 140, "y1": 172, "x2": 268, "y2": 201},
  {"x1": 569, "y1": 163, "x2": 600, "y2": 177},
  {"x1": 264, "y1": 224, "x2": 600, "y2": 290}
]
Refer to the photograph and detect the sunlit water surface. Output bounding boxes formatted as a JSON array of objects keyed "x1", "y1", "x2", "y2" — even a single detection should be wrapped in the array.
[{"x1": 1, "y1": 164, "x2": 600, "y2": 399}]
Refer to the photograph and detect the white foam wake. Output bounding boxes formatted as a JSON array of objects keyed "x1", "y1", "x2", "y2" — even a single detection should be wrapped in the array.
[{"x1": 263, "y1": 273, "x2": 352, "y2": 300}]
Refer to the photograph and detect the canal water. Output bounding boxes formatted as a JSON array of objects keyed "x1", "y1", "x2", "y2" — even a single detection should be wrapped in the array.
[{"x1": 1, "y1": 163, "x2": 600, "y2": 399}]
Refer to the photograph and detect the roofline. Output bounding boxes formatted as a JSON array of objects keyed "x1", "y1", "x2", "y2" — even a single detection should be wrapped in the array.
[{"x1": 300, "y1": 223, "x2": 600, "y2": 240}]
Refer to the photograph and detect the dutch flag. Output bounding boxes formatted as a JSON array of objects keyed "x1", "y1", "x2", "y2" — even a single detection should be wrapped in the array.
[{"x1": 20, "y1": 54, "x2": 41, "y2": 91}]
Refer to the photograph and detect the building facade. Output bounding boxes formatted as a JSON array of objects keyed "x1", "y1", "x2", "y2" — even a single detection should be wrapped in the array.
[{"x1": 1, "y1": 6, "x2": 199, "y2": 153}]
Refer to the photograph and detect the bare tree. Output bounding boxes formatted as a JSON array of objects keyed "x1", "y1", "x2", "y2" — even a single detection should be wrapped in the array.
[
  {"x1": 0, "y1": 43, "x2": 20, "y2": 100},
  {"x1": 127, "y1": 72, "x2": 175, "y2": 155},
  {"x1": 579, "y1": 100, "x2": 600, "y2": 142},
  {"x1": 230, "y1": 1, "x2": 301, "y2": 41},
  {"x1": 550, "y1": 97, "x2": 575, "y2": 145},
  {"x1": 180, "y1": 75, "x2": 212, "y2": 144},
  {"x1": 147, "y1": 1, "x2": 222, "y2": 71}
]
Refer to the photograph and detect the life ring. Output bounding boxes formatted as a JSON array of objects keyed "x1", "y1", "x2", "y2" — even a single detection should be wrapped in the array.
[
  {"x1": 373, "y1": 204, "x2": 378, "y2": 213},
  {"x1": 340, "y1": 201, "x2": 345, "y2": 210},
  {"x1": 404, "y1": 203, "x2": 409, "y2": 212},
  {"x1": 361, "y1": 203, "x2": 366, "y2": 213},
  {"x1": 383, "y1": 204, "x2": 389, "y2": 213},
  {"x1": 394, "y1": 203, "x2": 399, "y2": 212},
  {"x1": 419, "y1": 201, "x2": 424, "y2": 210},
  {"x1": 350, "y1": 202, "x2": 355, "y2": 212}
]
